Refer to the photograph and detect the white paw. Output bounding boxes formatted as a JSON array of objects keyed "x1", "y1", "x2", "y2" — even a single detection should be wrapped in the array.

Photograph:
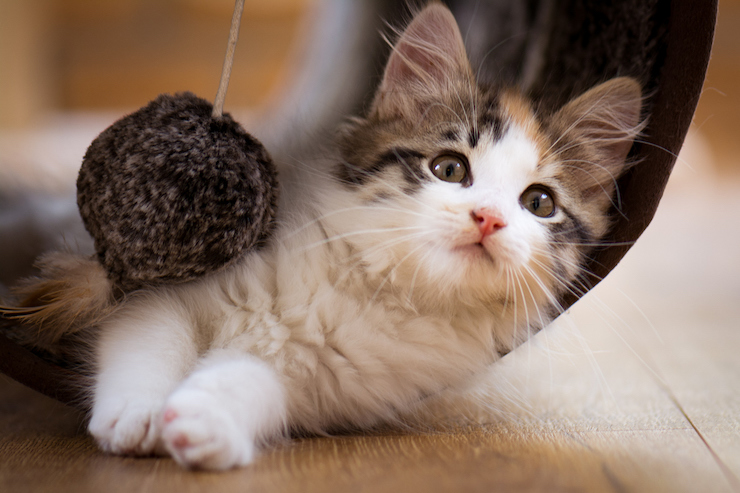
[
  {"x1": 88, "y1": 397, "x2": 163, "y2": 455},
  {"x1": 161, "y1": 387, "x2": 255, "y2": 470}
]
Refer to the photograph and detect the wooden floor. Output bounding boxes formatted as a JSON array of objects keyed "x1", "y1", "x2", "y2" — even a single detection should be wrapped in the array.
[{"x1": 1, "y1": 140, "x2": 739, "y2": 492}]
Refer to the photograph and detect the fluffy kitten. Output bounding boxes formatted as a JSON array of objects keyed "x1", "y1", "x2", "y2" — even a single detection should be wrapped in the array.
[{"x1": 7, "y1": 4, "x2": 642, "y2": 470}]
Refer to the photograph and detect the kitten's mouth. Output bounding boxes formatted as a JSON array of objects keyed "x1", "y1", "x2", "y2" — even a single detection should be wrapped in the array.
[{"x1": 455, "y1": 242, "x2": 495, "y2": 263}]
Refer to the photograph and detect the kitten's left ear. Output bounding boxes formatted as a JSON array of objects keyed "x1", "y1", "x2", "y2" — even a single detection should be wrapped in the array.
[
  {"x1": 371, "y1": 4, "x2": 473, "y2": 119},
  {"x1": 553, "y1": 77, "x2": 644, "y2": 206}
]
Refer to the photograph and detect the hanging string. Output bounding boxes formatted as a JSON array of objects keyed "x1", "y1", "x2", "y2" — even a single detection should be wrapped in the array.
[{"x1": 212, "y1": 0, "x2": 246, "y2": 118}]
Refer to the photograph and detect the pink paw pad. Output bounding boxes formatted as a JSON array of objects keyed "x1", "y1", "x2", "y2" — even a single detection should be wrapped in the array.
[
  {"x1": 171, "y1": 433, "x2": 190, "y2": 448},
  {"x1": 162, "y1": 409, "x2": 179, "y2": 424}
]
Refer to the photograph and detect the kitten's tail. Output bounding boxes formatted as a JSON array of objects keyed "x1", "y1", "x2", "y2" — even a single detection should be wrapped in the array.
[{"x1": 0, "y1": 251, "x2": 115, "y2": 348}]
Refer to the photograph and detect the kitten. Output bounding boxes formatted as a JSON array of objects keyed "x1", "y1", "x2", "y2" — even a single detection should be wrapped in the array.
[{"x1": 6, "y1": 3, "x2": 643, "y2": 470}]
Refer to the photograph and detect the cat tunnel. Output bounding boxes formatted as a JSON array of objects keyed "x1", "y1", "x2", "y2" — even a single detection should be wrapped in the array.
[{"x1": 0, "y1": 0, "x2": 718, "y2": 407}]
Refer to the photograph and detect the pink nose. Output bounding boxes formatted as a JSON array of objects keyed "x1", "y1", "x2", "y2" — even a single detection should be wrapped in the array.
[{"x1": 471, "y1": 208, "x2": 507, "y2": 237}]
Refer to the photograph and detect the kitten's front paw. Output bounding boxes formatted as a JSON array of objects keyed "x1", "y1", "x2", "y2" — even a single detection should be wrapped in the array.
[
  {"x1": 89, "y1": 398, "x2": 163, "y2": 455},
  {"x1": 161, "y1": 388, "x2": 255, "y2": 470}
]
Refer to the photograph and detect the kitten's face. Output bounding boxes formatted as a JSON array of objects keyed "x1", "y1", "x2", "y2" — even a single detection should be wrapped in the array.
[
  {"x1": 336, "y1": 90, "x2": 574, "y2": 310},
  {"x1": 332, "y1": 5, "x2": 641, "y2": 317}
]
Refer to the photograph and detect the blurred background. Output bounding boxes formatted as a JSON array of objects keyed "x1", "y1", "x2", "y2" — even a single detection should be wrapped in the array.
[
  {"x1": 0, "y1": 0, "x2": 309, "y2": 122},
  {"x1": 0, "y1": 0, "x2": 737, "y2": 183},
  {"x1": 0, "y1": 0, "x2": 736, "y2": 192},
  {"x1": 0, "y1": 0, "x2": 316, "y2": 191},
  {"x1": 0, "y1": 0, "x2": 737, "y2": 169}
]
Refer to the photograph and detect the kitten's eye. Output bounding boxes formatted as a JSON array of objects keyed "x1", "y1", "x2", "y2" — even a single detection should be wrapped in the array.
[
  {"x1": 430, "y1": 154, "x2": 468, "y2": 184},
  {"x1": 521, "y1": 186, "x2": 556, "y2": 218}
]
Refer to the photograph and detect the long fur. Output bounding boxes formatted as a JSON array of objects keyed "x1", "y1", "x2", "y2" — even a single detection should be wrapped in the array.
[{"x1": 1, "y1": 251, "x2": 115, "y2": 349}]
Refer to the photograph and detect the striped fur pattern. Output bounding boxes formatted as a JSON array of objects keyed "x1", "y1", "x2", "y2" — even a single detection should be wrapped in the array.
[
  {"x1": 1, "y1": 3, "x2": 643, "y2": 470},
  {"x1": 2, "y1": 252, "x2": 114, "y2": 350}
]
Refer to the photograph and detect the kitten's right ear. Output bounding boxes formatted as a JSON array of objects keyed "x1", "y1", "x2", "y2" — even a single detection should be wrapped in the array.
[{"x1": 371, "y1": 4, "x2": 473, "y2": 119}]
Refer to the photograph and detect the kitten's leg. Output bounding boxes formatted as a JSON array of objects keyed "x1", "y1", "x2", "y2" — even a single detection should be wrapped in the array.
[
  {"x1": 160, "y1": 349, "x2": 287, "y2": 470},
  {"x1": 88, "y1": 299, "x2": 198, "y2": 456}
]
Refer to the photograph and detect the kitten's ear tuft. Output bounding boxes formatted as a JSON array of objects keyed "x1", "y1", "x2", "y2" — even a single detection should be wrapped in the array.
[
  {"x1": 372, "y1": 4, "x2": 473, "y2": 118},
  {"x1": 553, "y1": 77, "x2": 644, "y2": 207}
]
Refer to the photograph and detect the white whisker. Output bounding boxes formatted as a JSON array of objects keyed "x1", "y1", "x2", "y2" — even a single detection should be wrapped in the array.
[{"x1": 298, "y1": 226, "x2": 427, "y2": 253}]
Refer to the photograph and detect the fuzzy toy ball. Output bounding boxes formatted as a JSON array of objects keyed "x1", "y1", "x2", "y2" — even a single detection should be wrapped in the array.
[
  {"x1": 76, "y1": 92, "x2": 278, "y2": 291},
  {"x1": 74, "y1": 0, "x2": 277, "y2": 291}
]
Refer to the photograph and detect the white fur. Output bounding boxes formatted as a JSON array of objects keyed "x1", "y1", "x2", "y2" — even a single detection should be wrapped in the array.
[
  {"x1": 161, "y1": 350, "x2": 287, "y2": 469},
  {"x1": 87, "y1": 121, "x2": 562, "y2": 469}
]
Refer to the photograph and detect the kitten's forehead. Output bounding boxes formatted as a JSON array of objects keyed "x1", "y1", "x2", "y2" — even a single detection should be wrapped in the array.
[
  {"x1": 472, "y1": 124, "x2": 541, "y2": 187},
  {"x1": 467, "y1": 90, "x2": 547, "y2": 189},
  {"x1": 427, "y1": 86, "x2": 545, "y2": 151}
]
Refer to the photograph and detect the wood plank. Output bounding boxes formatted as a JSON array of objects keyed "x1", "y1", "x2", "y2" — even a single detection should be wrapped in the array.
[
  {"x1": 0, "y1": 373, "x2": 722, "y2": 493},
  {"x1": 606, "y1": 175, "x2": 740, "y2": 487},
  {"x1": 565, "y1": 171, "x2": 740, "y2": 491}
]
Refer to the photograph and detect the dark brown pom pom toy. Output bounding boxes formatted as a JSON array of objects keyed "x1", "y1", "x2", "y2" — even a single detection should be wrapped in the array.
[{"x1": 77, "y1": 92, "x2": 278, "y2": 291}]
